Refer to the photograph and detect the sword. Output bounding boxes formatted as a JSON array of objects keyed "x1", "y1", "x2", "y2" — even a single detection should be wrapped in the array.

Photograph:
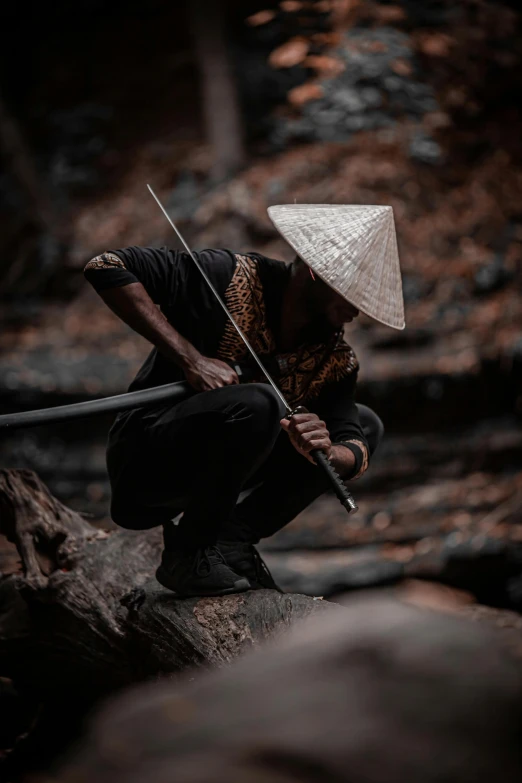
[{"x1": 147, "y1": 184, "x2": 358, "y2": 514}]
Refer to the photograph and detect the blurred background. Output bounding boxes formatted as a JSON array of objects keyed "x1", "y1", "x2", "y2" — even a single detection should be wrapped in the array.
[{"x1": 1, "y1": 0, "x2": 521, "y2": 604}]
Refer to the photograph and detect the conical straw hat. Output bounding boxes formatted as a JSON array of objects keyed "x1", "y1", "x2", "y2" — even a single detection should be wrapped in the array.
[{"x1": 267, "y1": 204, "x2": 405, "y2": 330}]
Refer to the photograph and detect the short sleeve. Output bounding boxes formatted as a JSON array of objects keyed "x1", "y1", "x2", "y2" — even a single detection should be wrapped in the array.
[{"x1": 84, "y1": 246, "x2": 182, "y2": 306}]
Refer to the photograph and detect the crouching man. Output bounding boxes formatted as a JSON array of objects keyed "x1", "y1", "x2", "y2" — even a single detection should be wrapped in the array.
[{"x1": 84, "y1": 204, "x2": 404, "y2": 596}]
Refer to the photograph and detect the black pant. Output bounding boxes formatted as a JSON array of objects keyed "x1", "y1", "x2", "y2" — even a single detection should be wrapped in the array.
[{"x1": 108, "y1": 384, "x2": 383, "y2": 550}]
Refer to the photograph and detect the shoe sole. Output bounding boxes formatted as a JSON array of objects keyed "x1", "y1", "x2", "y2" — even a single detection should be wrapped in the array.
[{"x1": 155, "y1": 566, "x2": 251, "y2": 598}]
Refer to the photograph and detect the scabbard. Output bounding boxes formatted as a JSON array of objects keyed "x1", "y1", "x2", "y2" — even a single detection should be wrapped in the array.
[
  {"x1": 0, "y1": 378, "x2": 358, "y2": 516},
  {"x1": 0, "y1": 381, "x2": 196, "y2": 431}
]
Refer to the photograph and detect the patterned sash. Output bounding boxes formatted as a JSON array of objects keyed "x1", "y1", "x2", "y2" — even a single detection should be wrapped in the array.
[{"x1": 217, "y1": 254, "x2": 359, "y2": 408}]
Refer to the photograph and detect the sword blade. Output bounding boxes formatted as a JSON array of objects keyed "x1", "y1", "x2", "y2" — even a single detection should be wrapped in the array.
[{"x1": 147, "y1": 184, "x2": 290, "y2": 413}]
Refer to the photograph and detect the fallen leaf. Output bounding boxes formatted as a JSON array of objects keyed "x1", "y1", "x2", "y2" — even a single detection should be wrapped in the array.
[
  {"x1": 269, "y1": 38, "x2": 310, "y2": 68},
  {"x1": 288, "y1": 81, "x2": 324, "y2": 106},
  {"x1": 246, "y1": 10, "x2": 276, "y2": 26}
]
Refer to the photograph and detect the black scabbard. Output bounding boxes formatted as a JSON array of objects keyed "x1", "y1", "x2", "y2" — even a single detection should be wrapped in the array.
[
  {"x1": 0, "y1": 381, "x2": 195, "y2": 431},
  {"x1": 0, "y1": 363, "x2": 250, "y2": 432}
]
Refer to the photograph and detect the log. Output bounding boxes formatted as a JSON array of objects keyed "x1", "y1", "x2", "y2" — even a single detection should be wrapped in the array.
[
  {"x1": 0, "y1": 468, "x2": 332, "y2": 774},
  {"x1": 0, "y1": 469, "x2": 329, "y2": 704},
  {"x1": 3, "y1": 469, "x2": 522, "y2": 779},
  {"x1": 57, "y1": 596, "x2": 522, "y2": 783}
]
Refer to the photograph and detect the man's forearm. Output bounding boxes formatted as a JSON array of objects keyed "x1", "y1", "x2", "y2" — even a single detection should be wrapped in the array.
[
  {"x1": 329, "y1": 444, "x2": 356, "y2": 479},
  {"x1": 99, "y1": 282, "x2": 198, "y2": 368}
]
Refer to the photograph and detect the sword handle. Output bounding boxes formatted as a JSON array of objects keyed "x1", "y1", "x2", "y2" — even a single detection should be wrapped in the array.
[
  {"x1": 288, "y1": 406, "x2": 358, "y2": 515},
  {"x1": 310, "y1": 448, "x2": 358, "y2": 513}
]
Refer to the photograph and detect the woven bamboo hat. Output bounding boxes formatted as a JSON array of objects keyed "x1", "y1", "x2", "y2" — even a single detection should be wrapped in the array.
[{"x1": 267, "y1": 204, "x2": 405, "y2": 330}]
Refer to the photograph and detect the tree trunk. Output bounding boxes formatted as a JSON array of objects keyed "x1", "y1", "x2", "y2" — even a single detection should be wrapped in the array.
[
  {"x1": 0, "y1": 92, "x2": 53, "y2": 234},
  {"x1": 3, "y1": 469, "x2": 522, "y2": 779},
  {"x1": 0, "y1": 92, "x2": 60, "y2": 295},
  {"x1": 0, "y1": 468, "x2": 329, "y2": 703},
  {"x1": 189, "y1": 0, "x2": 246, "y2": 181},
  {"x1": 57, "y1": 597, "x2": 522, "y2": 783}
]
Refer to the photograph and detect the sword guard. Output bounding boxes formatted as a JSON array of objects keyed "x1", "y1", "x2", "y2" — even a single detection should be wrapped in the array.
[{"x1": 287, "y1": 405, "x2": 307, "y2": 418}]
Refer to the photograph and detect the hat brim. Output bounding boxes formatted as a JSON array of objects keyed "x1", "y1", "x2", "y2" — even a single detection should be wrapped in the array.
[{"x1": 269, "y1": 209, "x2": 406, "y2": 331}]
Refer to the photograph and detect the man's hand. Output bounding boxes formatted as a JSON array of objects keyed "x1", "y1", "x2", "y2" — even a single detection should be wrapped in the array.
[
  {"x1": 96, "y1": 285, "x2": 238, "y2": 392},
  {"x1": 183, "y1": 353, "x2": 239, "y2": 391},
  {"x1": 280, "y1": 412, "x2": 332, "y2": 464}
]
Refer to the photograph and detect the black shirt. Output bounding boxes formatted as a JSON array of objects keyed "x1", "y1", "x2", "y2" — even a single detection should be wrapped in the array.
[{"x1": 84, "y1": 246, "x2": 370, "y2": 478}]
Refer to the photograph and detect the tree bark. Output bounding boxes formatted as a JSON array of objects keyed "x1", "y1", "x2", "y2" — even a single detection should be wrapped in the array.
[
  {"x1": 0, "y1": 469, "x2": 329, "y2": 704},
  {"x1": 58, "y1": 596, "x2": 522, "y2": 783},
  {"x1": 189, "y1": 0, "x2": 246, "y2": 181},
  {"x1": 3, "y1": 469, "x2": 522, "y2": 779}
]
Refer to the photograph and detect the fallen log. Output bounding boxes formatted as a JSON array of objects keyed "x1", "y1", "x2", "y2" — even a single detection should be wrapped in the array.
[
  {"x1": 0, "y1": 468, "x2": 333, "y2": 775},
  {"x1": 57, "y1": 596, "x2": 522, "y2": 783},
  {"x1": 3, "y1": 468, "x2": 522, "y2": 779},
  {"x1": 0, "y1": 468, "x2": 329, "y2": 701}
]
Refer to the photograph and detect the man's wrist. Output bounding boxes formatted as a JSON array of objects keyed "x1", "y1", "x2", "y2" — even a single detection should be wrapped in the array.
[
  {"x1": 329, "y1": 443, "x2": 356, "y2": 478},
  {"x1": 169, "y1": 342, "x2": 201, "y2": 371}
]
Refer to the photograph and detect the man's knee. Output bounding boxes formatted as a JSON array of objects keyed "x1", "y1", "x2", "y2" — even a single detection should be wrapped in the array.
[
  {"x1": 356, "y1": 403, "x2": 384, "y2": 456},
  {"x1": 242, "y1": 383, "x2": 287, "y2": 425}
]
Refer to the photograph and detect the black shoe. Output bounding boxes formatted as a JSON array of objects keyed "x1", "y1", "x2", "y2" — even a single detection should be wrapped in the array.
[
  {"x1": 217, "y1": 541, "x2": 282, "y2": 592},
  {"x1": 156, "y1": 546, "x2": 251, "y2": 597}
]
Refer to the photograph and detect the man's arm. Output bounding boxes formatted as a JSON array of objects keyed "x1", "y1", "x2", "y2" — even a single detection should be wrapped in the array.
[
  {"x1": 279, "y1": 414, "x2": 356, "y2": 477},
  {"x1": 281, "y1": 369, "x2": 370, "y2": 480},
  {"x1": 84, "y1": 249, "x2": 238, "y2": 391},
  {"x1": 314, "y1": 369, "x2": 370, "y2": 480},
  {"x1": 98, "y1": 283, "x2": 238, "y2": 390},
  {"x1": 330, "y1": 443, "x2": 357, "y2": 477}
]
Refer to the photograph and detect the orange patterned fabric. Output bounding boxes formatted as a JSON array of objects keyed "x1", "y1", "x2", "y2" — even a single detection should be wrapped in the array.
[
  {"x1": 217, "y1": 254, "x2": 359, "y2": 408},
  {"x1": 84, "y1": 252, "x2": 126, "y2": 271},
  {"x1": 339, "y1": 438, "x2": 369, "y2": 480}
]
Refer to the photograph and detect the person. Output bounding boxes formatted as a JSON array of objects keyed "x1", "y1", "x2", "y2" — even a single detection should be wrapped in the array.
[{"x1": 83, "y1": 203, "x2": 405, "y2": 597}]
